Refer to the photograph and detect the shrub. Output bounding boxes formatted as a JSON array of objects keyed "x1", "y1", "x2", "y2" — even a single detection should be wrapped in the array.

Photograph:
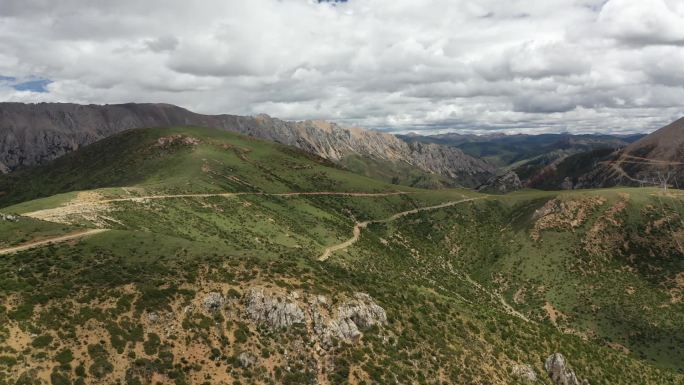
[
  {"x1": 144, "y1": 333, "x2": 161, "y2": 355},
  {"x1": 55, "y1": 349, "x2": 73, "y2": 365},
  {"x1": 31, "y1": 335, "x2": 53, "y2": 348},
  {"x1": 50, "y1": 370, "x2": 71, "y2": 385},
  {"x1": 0, "y1": 355, "x2": 17, "y2": 367},
  {"x1": 87, "y1": 344, "x2": 113, "y2": 379},
  {"x1": 9, "y1": 303, "x2": 34, "y2": 321},
  {"x1": 88, "y1": 358, "x2": 113, "y2": 379},
  {"x1": 233, "y1": 323, "x2": 250, "y2": 344}
]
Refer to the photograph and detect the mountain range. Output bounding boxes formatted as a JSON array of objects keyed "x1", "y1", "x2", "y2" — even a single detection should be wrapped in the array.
[
  {"x1": 521, "y1": 117, "x2": 684, "y2": 190},
  {"x1": 399, "y1": 131, "x2": 643, "y2": 167},
  {"x1": 6, "y1": 102, "x2": 682, "y2": 194},
  {"x1": 0, "y1": 102, "x2": 493, "y2": 188}
]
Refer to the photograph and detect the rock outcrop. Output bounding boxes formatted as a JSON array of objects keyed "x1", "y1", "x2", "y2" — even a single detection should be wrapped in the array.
[
  {"x1": 237, "y1": 352, "x2": 256, "y2": 368},
  {"x1": 313, "y1": 292, "x2": 387, "y2": 347},
  {"x1": 338, "y1": 293, "x2": 388, "y2": 329},
  {"x1": 544, "y1": 353, "x2": 589, "y2": 385},
  {"x1": 511, "y1": 363, "x2": 537, "y2": 383},
  {"x1": 244, "y1": 288, "x2": 386, "y2": 348},
  {"x1": 245, "y1": 288, "x2": 306, "y2": 329},
  {"x1": 0, "y1": 102, "x2": 494, "y2": 186},
  {"x1": 0, "y1": 213, "x2": 18, "y2": 222},
  {"x1": 202, "y1": 292, "x2": 225, "y2": 313},
  {"x1": 477, "y1": 171, "x2": 522, "y2": 193}
]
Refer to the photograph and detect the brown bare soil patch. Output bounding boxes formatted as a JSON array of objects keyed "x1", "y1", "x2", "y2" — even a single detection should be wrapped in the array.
[
  {"x1": 531, "y1": 196, "x2": 607, "y2": 241},
  {"x1": 583, "y1": 193, "x2": 629, "y2": 257},
  {"x1": 543, "y1": 301, "x2": 566, "y2": 327}
]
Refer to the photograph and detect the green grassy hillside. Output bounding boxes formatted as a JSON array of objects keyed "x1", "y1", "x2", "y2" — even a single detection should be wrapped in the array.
[
  {"x1": 0, "y1": 127, "x2": 401, "y2": 208},
  {"x1": 0, "y1": 127, "x2": 681, "y2": 385}
]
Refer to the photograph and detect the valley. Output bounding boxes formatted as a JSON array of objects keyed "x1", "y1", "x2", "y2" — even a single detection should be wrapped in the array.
[{"x1": 0, "y1": 126, "x2": 682, "y2": 384}]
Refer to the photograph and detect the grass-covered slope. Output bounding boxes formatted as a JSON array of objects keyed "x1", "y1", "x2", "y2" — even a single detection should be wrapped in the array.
[
  {"x1": 0, "y1": 126, "x2": 400, "y2": 208},
  {"x1": 365, "y1": 188, "x2": 684, "y2": 370},
  {"x1": 0, "y1": 127, "x2": 682, "y2": 385}
]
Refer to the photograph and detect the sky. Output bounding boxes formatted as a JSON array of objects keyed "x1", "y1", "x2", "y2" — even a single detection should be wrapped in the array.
[{"x1": 1, "y1": 0, "x2": 684, "y2": 135}]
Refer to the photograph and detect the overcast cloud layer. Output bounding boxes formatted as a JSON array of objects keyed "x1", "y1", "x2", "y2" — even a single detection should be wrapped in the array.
[{"x1": 1, "y1": 0, "x2": 684, "y2": 134}]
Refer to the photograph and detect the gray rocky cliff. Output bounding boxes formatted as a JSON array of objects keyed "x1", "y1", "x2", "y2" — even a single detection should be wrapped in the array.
[{"x1": 0, "y1": 102, "x2": 494, "y2": 186}]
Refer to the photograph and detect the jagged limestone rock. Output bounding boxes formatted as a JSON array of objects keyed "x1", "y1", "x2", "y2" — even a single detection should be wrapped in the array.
[
  {"x1": 544, "y1": 353, "x2": 589, "y2": 385},
  {"x1": 245, "y1": 288, "x2": 305, "y2": 329},
  {"x1": 202, "y1": 292, "x2": 225, "y2": 313},
  {"x1": 338, "y1": 293, "x2": 387, "y2": 329},
  {"x1": 511, "y1": 363, "x2": 537, "y2": 383},
  {"x1": 313, "y1": 292, "x2": 387, "y2": 347},
  {"x1": 243, "y1": 288, "x2": 387, "y2": 348}
]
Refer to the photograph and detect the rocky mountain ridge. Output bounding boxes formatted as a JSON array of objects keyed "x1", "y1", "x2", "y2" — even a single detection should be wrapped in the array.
[
  {"x1": 523, "y1": 116, "x2": 684, "y2": 190},
  {"x1": 0, "y1": 102, "x2": 493, "y2": 185}
]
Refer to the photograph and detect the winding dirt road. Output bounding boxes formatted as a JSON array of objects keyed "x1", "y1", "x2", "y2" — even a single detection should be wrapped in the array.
[
  {"x1": 10, "y1": 190, "x2": 414, "y2": 253},
  {"x1": 318, "y1": 197, "x2": 482, "y2": 261},
  {"x1": 0, "y1": 229, "x2": 109, "y2": 255},
  {"x1": 312, "y1": 196, "x2": 536, "y2": 322},
  {"x1": 619, "y1": 155, "x2": 684, "y2": 165},
  {"x1": 598, "y1": 154, "x2": 684, "y2": 187},
  {"x1": 10, "y1": 190, "x2": 478, "y2": 257}
]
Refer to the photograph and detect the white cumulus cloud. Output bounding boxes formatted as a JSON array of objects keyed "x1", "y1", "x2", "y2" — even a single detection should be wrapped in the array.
[{"x1": 0, "y1": 0, "x2": 682, "y2": 134}]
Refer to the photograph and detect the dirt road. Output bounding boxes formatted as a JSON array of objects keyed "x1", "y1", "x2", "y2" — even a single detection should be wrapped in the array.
[
  {"x1": 318, "y1": 197, "x2": 481, "y2": 261},
  {"x1": 81, "y1": 190, "x2": 412, "y2": 205},
  {"x1": 24, "y1": 190, "x2": 413, "y2": 224},
  {"x1": 0, "y1": 229, "x2": 109, "y2": 255},
  {"x1": 7, "y1": 190, "x2": 413, "y2": 254}
]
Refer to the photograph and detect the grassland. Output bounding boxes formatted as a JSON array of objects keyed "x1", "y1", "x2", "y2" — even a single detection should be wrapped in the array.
[
  {"x1": 0, "y1": 127, "x2": 681, "y2": 385},
  {"x1": 339, "y1": 154, "x2": 459, "y2": 189}
]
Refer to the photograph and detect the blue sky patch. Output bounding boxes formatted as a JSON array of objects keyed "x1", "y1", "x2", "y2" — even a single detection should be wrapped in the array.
[
  {"x1": 12, "y1": 79, "x2": 52, "y2": 93},
  {"x1": 0, "y1": 75, "x2": 52, "y2": 93}
]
